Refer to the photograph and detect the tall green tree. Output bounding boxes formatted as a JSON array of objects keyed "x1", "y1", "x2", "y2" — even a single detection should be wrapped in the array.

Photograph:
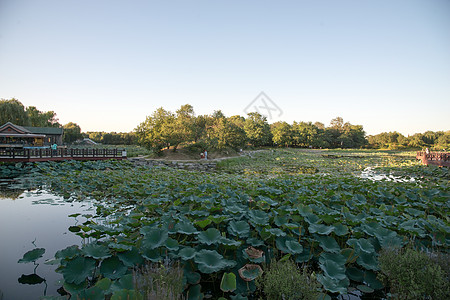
[
  {"x1": 26, "y1": 106, "x2": 60, "y2": 127},
  {"x1": 63, "y1": 122, "x2": 83, "y2": 143},
  {"x1": 0, "y1": 98, "x2": 30, "y2": 125},
  {"x1": 205, "y1": 115, "x2": 247, "y2": 150},
  {"x1": 271, "y1": 121, "x2": 292, "y2": 147},
  {"x1": 135, "y1": 107, "x2": 175, "y2": 152},
  {"x1": 244, "y1": 112, "x2": 272, "y2": 147}
]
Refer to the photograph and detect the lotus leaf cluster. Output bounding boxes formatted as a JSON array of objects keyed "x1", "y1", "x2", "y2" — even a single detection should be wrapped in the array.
[{"x1": 10, "y1": 149, "x2": 449, "y2": 299}]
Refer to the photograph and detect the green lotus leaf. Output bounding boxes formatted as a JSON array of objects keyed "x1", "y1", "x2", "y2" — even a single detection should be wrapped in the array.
[
  {"x1": 165, "y1": 237, "x2": 179, "y2": 251},
  {"x1": 346, "y1": 267, "x2": 364, "y2": 282},
  {"x1": 316, "y1": 236, "x2": 340, "y2": 253},
  {"x1": 63, "y1": 256, "x2": 96, "y2": 285},
  {"x1": 194, "y1": 249, "x2": 236, "y2": 274},
  {"x1": 139, "y1": 224, "x2": 157, "y2": 235},
  {"x1": 197, "y1": 228, "x2": 222, "y2": 245},
  {"x1": 332, "y1": 223, "x2": 349, "y2": 236},
  {"x1": 94, "y1": 277, "x2": 112, "y2": 291},
  {"x1": 142, "y1": 228, "x2": 168, "y2": 249},
  {"x1": 18, "y1": 273, "x2": 45, "y2": 285},
  {"x1": 187, "y1": 284, "x2": 204, "y2": 300},
  {"x1": 18, "y1": 248, "x2": 45, "y2": 263},
  {"x1": 228, "y1": 220, "x2": 250, "y2": 238},
  {"x1": 141, "y1": 247, "x2": 162, "y2": 262},
  {"x1": 340, "y1": 248, "x2": 357, "y2": 264},
  {"x1": 319, "y1": 260, "x2": 347, "y2": 281},
  {"x1": 221, "y1": 237, "x2": 242, "y2": 248},
  {"x1": 320, "y1": 214, "x2": 337, "y2": 224},
  {"x1": 185, "y1": 270, "x2": 201, "y2": 284},
  {"x1": 248, "y1": 210, "x2": 269, "y2": 226},
  {"x1": 274, "y1": 215, "x2": 289, "y2": 226},
  {"x1": 220, "y1": 272, "x2": 237, "y2": 292},
  {"x1": 209, "y1": 215, "x2": 229, "y2": 224},
  {"x1": 264, "y1": 228, "x2": 287, "y2": 237},
  {"x1": 111, "y1": 289, "x2": 142, "y2": 300},
  {"x1": 72, "y1": 286, "x2": 105, "y2": 300},
  {"x1": 62, "y1": 281, "x2": 87, "y2": 295},
  {"x1": 117, "y1": 247, "x2": 144, "y2": 267},
  {"x1": 309, "y1": 223, "x2": 334, "y2": 235},
  {"x1": 316, "y1": 293, "x2": 332, "y2": 300},
  {"x1": 230, "y1": 294, "x2": 248, "y2": 300},
  {"x1": 246, "y1": 238, "x2": 264, "y2": 247},
  {"x1": 256, "y1": 195, "x2": 278, "y2": 206},
  {"x1": 364, "y1": 270, "x2": 384, "y2": 290},
  {"x1": 194, "y1": 218, "x2": 212, "y2": 229},
  {"x1": 303, "y1": 213, "x2": 320, "y2": 224},
  {"x1": 356, "y1": 252, "x2": 378, "y2": 271},
  {"x1": 178, "y1": 247, "x2": 196, "y2": 260},
  {"x1": 238, "y1": 264, "x2": 263, "y2": 281},
  {"x1": 285, "y1": 240, "x2": 303, "y2": 254},
  {"x1": 109, "y1": 242, "x2": 133, "y2": 252},
  {"x1": 68, "y1": 226, "x2": 81, "y2": 232},
  {"x1": 317, "y1": 274, "x2": 349, "y2": 294},
  {"x1": 275, "y1": 236, "x2": 290, "y2": 253},
  {"x1": 82, "y1": 243, "x2": 111, "y2": 260},
  {"x1": 295, "y1": 247, "x2": 312, "y2": 263},
  {"x1": 100, "y1": 256, "x2": 128, "y2": 280},
  {"x1": 176, "y1": 221, "x2": 199, "y2": 235},
  {"x1": 319, "y1": 252, "x2": 347, "y2": 266},
  {"x1": 357, "y1": 284, "x2": 374, "y2": 293},
  {"x1": 111, "y1": 274, "x2": 134, "y2": 291},
  {"x1": 372, "y1": 228, "x2": 405, "y2": 248},
  {"x1": 347, "y1": 238, "x2": 375, "y2": 254}
]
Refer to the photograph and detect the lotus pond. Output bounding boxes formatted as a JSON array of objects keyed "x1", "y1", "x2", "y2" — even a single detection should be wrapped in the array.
[{"x1": 0, "y1": 149, "x2": 448, "y2": 299}]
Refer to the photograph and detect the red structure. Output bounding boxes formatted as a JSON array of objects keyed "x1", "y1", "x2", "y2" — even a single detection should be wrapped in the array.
[{"x1": 416, "y1": 151, "x2": 450, "y2": 167}]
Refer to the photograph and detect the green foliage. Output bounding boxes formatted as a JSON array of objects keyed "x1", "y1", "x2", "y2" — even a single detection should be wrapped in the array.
[
  {"x1": 0, "y1": 98, "x2": 60, "y2": 127},
  {"x1": 256, "y1": 259, "x2": 320, "y2": 300},
  {"x1": 378, "y1": 247, "x2": 450, "y2": 299},
  {"x1": 18, "y1": 248, "x2": 45, "y2": 263},
  {"x1": 368, "y1": 130, "x2": 449, "y2": 150},
  {"x1": 63, "y1": 122, "x2": 83, "y2": 143},
  {"x1": 134, "y1": 262, "x2": 185, "y2": 300},
  {"x1": 12, "y1": 149, "x2": 450, "y2": 299},
  {"x1": 83, "y1": 131, "x2": 137, "y2": 145},
  {"x1": 0, "y1": 98, "x2": 30, "y2": 125},
  {"x1": 244, "y1": 112, "x2": 272, "y2": 147},
  {"x1": 26, "y1": 106, "x2": 60, "y2": 127}
]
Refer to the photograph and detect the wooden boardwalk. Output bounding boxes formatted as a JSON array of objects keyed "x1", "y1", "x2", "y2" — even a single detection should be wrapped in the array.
[
  {"x1": 416, "y1": 151, "x2": 449, "y2": 167},
  {"x1": 0, "y1": 148, "x2": 126, "y2": 162}
]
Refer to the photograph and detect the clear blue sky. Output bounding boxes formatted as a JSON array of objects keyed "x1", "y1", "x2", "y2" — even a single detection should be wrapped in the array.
[{"x1": 1, "y1": 0, "x2": 449, "y2": 136}]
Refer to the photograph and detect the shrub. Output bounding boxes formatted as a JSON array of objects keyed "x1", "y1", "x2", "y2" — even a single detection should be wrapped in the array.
[
  {"x1": 134, "y1": 260, "x2": 185, "y2": 300},
  {"x1": 256, "y1": 259, "x2": 320, "y2": 300},
  {"x1": 378, "y1": 247, "x2": 449, "y2": 299}
]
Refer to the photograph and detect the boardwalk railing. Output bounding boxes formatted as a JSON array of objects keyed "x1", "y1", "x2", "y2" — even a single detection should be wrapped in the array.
[
  {"x1": 416, "y1": 151, "x2": 449, "y2": 162},
  {"x1": 0, "y1": 148, "x2": 127, "y2": 162},
  {"x1": 416, "y1": 151, "x2": 449, "y2": 167}
]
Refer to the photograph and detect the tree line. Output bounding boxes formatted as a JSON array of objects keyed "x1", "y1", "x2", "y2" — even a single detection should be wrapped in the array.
[
  {"x1": 2, "y1": 99, "x2": 448, "y2": 150},
  {"x1": 0, "y1": 98, "x2": 60, "y2": 128},
  {"x1": 367, "y1": 131, "x2": 449, "y2": 150},
  {"x1": 135, "y1": 104, "x2": 367, "y2": 153}
]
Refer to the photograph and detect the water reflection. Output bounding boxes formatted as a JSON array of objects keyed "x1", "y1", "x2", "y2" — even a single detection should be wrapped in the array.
[
  {"x1": 359, "y1": 167, "x2": 416, "y2": 182},
  {"x1": 0, "y1": 188, "x2": 94, "y2": 299}
]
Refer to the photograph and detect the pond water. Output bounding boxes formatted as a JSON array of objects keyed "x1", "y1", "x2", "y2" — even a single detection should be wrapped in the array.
[
  {"x1": 358, "y1": 167, "x2": 416, "y2": 182},
  {"x1": 0, "y1": 186, "x2": 94, "y2": 300}
]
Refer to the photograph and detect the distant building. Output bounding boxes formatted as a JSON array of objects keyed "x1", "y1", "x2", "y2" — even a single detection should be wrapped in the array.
[
  {"x1": 80, "y1": 138, "x2": 98, "y2": 145},
  {"x1": 0, "y1": 122, "x2": 63, "y2": 148}
]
